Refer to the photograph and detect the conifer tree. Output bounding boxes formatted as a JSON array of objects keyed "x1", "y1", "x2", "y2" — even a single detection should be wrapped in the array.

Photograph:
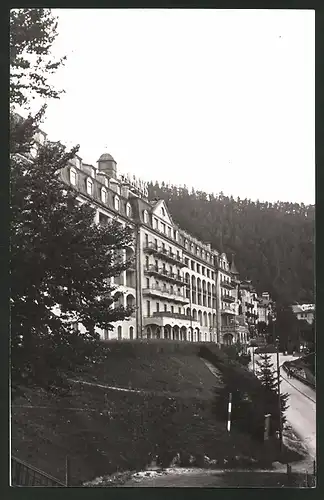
[
  {"x1": 10, "y1": 9, "x2": 135, "y2": 397},
  {"x1": 256, "y1": 353, "x2": 289, "y2": 427}
]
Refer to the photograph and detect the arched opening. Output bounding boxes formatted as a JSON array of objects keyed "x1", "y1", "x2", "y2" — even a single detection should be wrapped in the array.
[
  {"x1": 203, "y1": 311, "x2": 208, "y2": 327},
  {"x1": 117, "y1": 325, "x2": 122, "y2": 340},
  {"x1": 164, "y1": 324, "x2": 171, "y2": 340},
  {"x1": 186, "y1": 307, "x2": 191, "y2": 317},
  {"x1": 192, "y1": 309, "x2": 197, "y2": 321},
  {"x1": 223, "y1": 333, "x2": 233, "y2": 346},
  {"x1": 114, "y1": 291, "x2": 124, "y2": 307},
  {"x1": 156, "y1": 327, "x2": 161, "y2": 339},
  {"x1": 147, "y1": 327, "x2": 151, "y2": 339},
  {"x1": 173, "y1": 325, "x2": 180, "y2": 340},
  {"x1": 180, "y1": 326, "x2": 187, "y2": 341},
  {"x1": 208, "y1": 313, "x2": 212, "y2": 328},
  {"x1": 129, "y1": 326, "x2": 134, "y2": 340},
  {"x1": 198, "y1": 310, "x2": 202, "y2": 326},
  {"x1": 213, "y1": 313, "x2": 216, "y2": 328},
  {"x1": 207, "y1": 282, "x2": 211, "y2": 294},
  {"x1": 126, "y1": 294, "x2": 135, "y2": 313}
]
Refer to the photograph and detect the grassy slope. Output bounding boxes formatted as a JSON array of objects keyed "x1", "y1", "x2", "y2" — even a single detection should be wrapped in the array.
[{"x1": 11, "y1": 341, "x2": 302, "y2": 485}]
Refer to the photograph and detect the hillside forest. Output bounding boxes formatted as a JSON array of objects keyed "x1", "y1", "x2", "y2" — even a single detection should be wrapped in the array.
[{"x1": 147, "y1": 182, "x2": 315, "y2": 307}]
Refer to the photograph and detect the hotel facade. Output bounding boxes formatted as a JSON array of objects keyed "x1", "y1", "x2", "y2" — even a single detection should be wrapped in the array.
[{"x1": 57, "y1": 150, "x2": 275, "y2": 345}]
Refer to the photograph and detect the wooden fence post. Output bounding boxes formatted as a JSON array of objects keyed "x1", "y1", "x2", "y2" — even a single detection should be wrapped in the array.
[{"x1": 65, "y1": 455, "x2": 70, "y2": 487}]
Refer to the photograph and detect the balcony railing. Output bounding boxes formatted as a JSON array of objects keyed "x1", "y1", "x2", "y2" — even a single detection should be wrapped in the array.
[
  {"x1": 143, "y1": 243, "x2": 186, "y2": 267},
  {"x1": 143, "y1": 285, "x2": 189, "y2": 304},
  {"x1": 222, "y1": 295, "x2": 235, "y2": 303},
  {"x1": 221, "y1": 306, "x2": 235, "y2": 315},
  {"x1": 144, "y1": 266, "x2": 185, "y2": 285},
  {"x1": 221, "y1": 280, "x2": 235, "y2": 290},
  {"x1": 150, "y1": 311, "x2": 195, "y2": 321}
]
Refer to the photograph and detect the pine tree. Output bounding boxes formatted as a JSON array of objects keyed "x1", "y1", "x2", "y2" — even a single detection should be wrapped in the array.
[
  {"x1": 256, "y1": 353, "x2": 289, "y2": 429},
  {"x1": 10, "y1": 8, "x2": 65, "y2": 108},
  {"x1": 10, "y1": 111, "x2": 135, "y2": 397},
  {"x1": 10, "y1": 9, "x2": 135, "y2": 397}
]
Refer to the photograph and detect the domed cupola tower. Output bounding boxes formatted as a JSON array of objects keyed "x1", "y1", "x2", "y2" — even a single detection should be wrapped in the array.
[{"x1": 97, "y1": 153, "x2": 117, "y2": 179}]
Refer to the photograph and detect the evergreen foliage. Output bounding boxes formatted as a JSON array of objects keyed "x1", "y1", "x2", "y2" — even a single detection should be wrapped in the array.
[
  {"x1": 200, "y1": 345, "x2": 288, "y2": 441},
  {"x1": 147, "y1": 182, "x2": 314, "y2": 306},
  {"x1": 10, "y1": 9, "x2": 135, "y2": 397},
  {"x1": 10, "y1": 8, "x2": 65, "y2": 108},
  {"x1": 256, "y1": 353, "x2": 289, "y2": 428}
]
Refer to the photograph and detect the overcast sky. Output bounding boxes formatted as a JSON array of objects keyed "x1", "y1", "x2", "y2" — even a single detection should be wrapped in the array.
[{"x1": 23, "y1": 9, "x2": 315, "y2": 204}]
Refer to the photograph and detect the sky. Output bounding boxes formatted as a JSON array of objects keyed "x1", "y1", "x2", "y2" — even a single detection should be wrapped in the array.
[{"x1": 21, "y1": 9, "x2": 315, "y2": 204}]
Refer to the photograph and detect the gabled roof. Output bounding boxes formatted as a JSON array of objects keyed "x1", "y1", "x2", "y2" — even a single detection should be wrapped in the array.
[{"x1": 151, "y1": 199, "x2": 174, "y2": 225}]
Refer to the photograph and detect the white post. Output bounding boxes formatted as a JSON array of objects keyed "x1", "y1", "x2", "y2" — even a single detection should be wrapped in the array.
[{"x1": 227, "y1": 392, "x2": 232, "y2": 432}]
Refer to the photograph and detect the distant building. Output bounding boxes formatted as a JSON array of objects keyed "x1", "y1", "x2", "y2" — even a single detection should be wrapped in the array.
[{"x1": 291, "y1": 304, "x2": 315, "y2": 325}]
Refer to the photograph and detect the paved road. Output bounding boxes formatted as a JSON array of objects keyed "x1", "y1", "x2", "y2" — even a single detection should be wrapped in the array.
[{"x1": 250, "y1": 350, "x2": 316, "y2": 460}]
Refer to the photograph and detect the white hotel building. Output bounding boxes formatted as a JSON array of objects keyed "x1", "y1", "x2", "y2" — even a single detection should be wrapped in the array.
[{"x1": 58, "y1": 151, "x2": 257, "y2": 345}]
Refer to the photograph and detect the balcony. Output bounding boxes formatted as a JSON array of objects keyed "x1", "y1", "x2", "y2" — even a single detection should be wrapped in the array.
[
  {"x1": 152, "y1": 311, "x2": 194, "y2": 321},
  {"x1": 143, "y1": 243, "x2": 186, "y2": 267},
  {"x1": 143, "y1": 242, "x2": 159, "y2": 254},
  {"x1": 144, "y1": 266, "x2": 185, "y2": 285},
  {"x1": 222, "y1": 295, "x2": 235, "y2": 303},
  {"x1": 221, "y1": 280, "x2": 235, "y2": 290},
  {"x1": 143, "y1": 285, "x2": 189, "y2": 304},
  {"x1": 221, "y1": 306, "x2": 235, "y2": 315}
]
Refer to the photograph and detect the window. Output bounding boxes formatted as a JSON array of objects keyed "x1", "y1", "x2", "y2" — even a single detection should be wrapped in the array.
[
  {"x1": 156, "y1": 302, "x2": 160, "y2": 312},
  {"x1": 145, "y1": 256, "x2": 149, "y2": 269},
  {"x1": 207, "y1": 269, "x2": 210, "y2": 278},
  {"x1": 196, "y1": 246, "x2": 199, "y2": 255},
  {"x1": 117, "y1": 325, "x2": 122, "y2": 340},
  {"x1": 169, "y1": 246, "x2": 172, "y2": 255},
  {"x1": 197, "y1": 264, "x2": 200, "y2": 274},
  {"x1": 86, "y1": 177, "x2": 93, "y2": 195},
  {"x1": 168, "y1": 227, "x2": 172, "y2": 237},
  {"x1": 178, "y1": 307, "x2": 182, "y2": 314},
  {"x1": 154, "y1": 238, "x2": 158, "y2": 249},
  {"x1": 191, "y1": 261, "x2": 195, "y2": 271},
  {"x1": 143, "y1": 210, "x2": 149, "y2": 223},
  {"x1": 184, "y1": 239, "x2": 188, "y2": 249},
  {"x1": 206, "y1": 253, "x2": 209, "y2": 262},
  {"x1": 147, "y1": 301, "x2": 151, "y2": 316},
  {"x1": 211, "y1": 272, "x2": 215, "y2": 280},
  {"x1": 114, "y1": 196, "x2": 120, "y2": 211},
  {"x1": 173, "y1": 230, "x2": 177, "y2": 240},
  {"x1": 154, "y1": 218, "x2": 158, "y2": 229},
  {"x1": 126, "y1": 203, "x2": 132, "y2": 217},
  {"x1": 146, "y1": 278, "x2": 150, "y2": 288},
  {"x1": 101, "y1": 187, "x2": 107, "y2": 203},
  {"x1": 70, "y1": 167, "x2": 77, "y2": 186},
  {"x1": 162, "y1": 242, "x2": 165, "y2": 251},
  {"x1": 161, "y1": 207, "x2": 165, "y2": 216},
  {"x1": 171, "y1": 305, "x2": 174, "y2": 313},
  {"x1": 161, "y1": 222, "x2": 166, "y2": 233},
  {"x1": 164, "y1": 303, "x2": 168, "y2": 312},
  {"x1": 129, "y1": 326, "x2": 134, "y2": 340},
  {"x1": 145, "y1": 234, "x2": 149, "y2": 246},
  {"x1": 185, "y1": 258, "x2": 189, "y2": 266},
  {"x1": 202, "y1": 266, "x2": 205, "y2": 276}
]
